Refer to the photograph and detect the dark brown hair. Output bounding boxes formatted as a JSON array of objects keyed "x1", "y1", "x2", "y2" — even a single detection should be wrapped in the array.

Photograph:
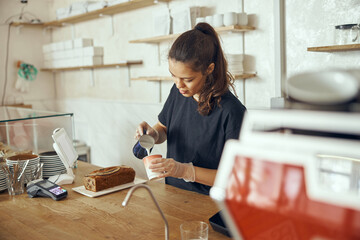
[{"x1": 168, "y1": 22, "x2": 236, "y2": 115}]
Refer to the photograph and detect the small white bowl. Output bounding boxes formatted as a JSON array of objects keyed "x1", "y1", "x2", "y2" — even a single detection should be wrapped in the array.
[{"x1": 286, "y1": 70, "x2": 359, "y2": 105}]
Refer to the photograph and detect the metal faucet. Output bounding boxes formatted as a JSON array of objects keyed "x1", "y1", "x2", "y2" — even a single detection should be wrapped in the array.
[{"x1": 122, "y1": 184, "x2": 169, "y2": 240}]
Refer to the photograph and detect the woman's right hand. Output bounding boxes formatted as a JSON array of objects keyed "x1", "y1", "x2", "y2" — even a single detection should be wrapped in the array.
[{"x1": 134, "y1": 121, "x2": 159, "y2": 142}]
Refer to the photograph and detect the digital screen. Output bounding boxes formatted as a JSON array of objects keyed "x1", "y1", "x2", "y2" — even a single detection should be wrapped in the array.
[
  {"x1": 39, "y1": 180, "x2": 56, "y2": 189},
  {"x1": 49, "y1": 186, "x2": 66, "y2": 195}
]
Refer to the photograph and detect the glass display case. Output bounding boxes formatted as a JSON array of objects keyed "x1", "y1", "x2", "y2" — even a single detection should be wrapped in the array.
[{"x1": 0, "y1": 107, "x2": 74, "y2": 156}]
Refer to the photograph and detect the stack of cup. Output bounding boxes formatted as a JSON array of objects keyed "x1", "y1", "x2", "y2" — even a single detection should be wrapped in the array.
[
  {"x1": 223, "y1": 11, "x2": 248, "y2": 26},
  {"x1": 212, "y1": 14, "x2": 224, "y2": 27},
  {"x1": 195, "y1": 17, "x2": 205, "y2": 25},
  {"x1": 238, "y1": 12, "x2": 248, "y2": 26},
  {"x1": 226, "y1": 53, "x2": 244, "y2": 75},
  {"x1": 195, "y1": 11, "x2": 248, "y2": 28}
]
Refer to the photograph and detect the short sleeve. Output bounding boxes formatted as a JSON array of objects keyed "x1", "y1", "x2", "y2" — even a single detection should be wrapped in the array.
[{"x1": 158, "y1": 84, "x2": 177, "y2": 127}]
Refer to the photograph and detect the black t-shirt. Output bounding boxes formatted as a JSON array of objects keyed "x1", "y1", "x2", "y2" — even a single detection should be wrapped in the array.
[{"x1": 158, "y1": 84, "x2": 246, "y2": 195}]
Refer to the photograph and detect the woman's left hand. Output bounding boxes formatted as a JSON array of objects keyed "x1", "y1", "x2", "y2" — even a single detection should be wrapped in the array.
[{"x1": 148, "y1": 157, "x2": 195, "y2": 182}]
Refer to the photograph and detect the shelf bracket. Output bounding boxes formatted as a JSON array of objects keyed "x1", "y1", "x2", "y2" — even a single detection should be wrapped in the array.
[
  {"x1": 15, "y1": 25, "x2": 24, "y2": 35},
  {"x1": 99, "y1": 14, "x2": 114, "y2": 36},
  {"x1": 158, "y1": 80, "x2": 162, "y2": 103},
  {"x1": 157, "y1": 43, "x2": 161, "y2": 66},
  {"x1": 53, "y1": 72, "x2": 57, "y2": 98},
  {"x1": 126, "y1": 65, "x2": 131, "y2": 87},
  {"x1": 42, "y1": 26, "x2": 54, "y2": 36},
  {"x1": 62, "y1": 23, "x2": 76, "y2": 39}
]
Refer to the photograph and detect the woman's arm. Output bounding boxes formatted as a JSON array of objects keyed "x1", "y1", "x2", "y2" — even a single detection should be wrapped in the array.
[
  {"x1": 193, "y1": 167, "x2": 217, "y2": 186},
  {"x1": 153, "y1": 121, "x2": 167, "y2": 144},
  {"x1": 135, "y1": 121, "x2": 167, "y2": 144},
  {"x1": 149, "y1": 156, "x2": 218, "y2": 187}
]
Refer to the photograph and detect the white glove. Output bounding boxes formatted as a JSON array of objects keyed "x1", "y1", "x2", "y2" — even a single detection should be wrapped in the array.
[{"x1": 149, "y1": 158, "x2": 195, "y2": 182}]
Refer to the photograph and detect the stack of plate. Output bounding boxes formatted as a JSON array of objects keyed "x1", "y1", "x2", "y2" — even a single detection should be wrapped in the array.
[
  {"x1": 6, "y1": 154, "x2": 40, "y2": 184},
  {"x1": 226, "y1": 53, "x2": 244, "y2": 75},
  {"x1": 0, "y1": 167, "x2": 7, "y2": 191},
  {"x1": 39, "y1": 151, "x2": 66, "y2": 178}
]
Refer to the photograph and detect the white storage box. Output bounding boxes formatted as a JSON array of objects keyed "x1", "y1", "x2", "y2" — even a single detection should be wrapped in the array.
[
  {"x1": 82, "y1": 56, "x2": 103, "y2": 66},
  {"x1": 153, "y1": 10, "x2": 171, "y2": 36},
  {"x1": 69, "y1": 9, "x2": 87, "y2": 17},
  {"x1": 82, "y1": 46, "x2": 104, "y2": 56},
  {"x1": 53, "y1": 51, "x2": 67, "y2": 60},
  {"x1": 63, "y1": 40, "x2": 73, "y2": 50},
  {"x1": 73, "y1": 38, "x2": 93, "y2": 48},
  {"x1": 55, "y1": 42, "x2": 65, "y2": 51},
  {"x1": 69, "y1": 1, "x2": 91, "y2": 17},
  {"x1": 56, "y1": 7, "x2": 71, "y2": 20},
  {"x1": 42, "y1": 44, "x2": 52, "y2": 53},
  {"x1": 65, "y1": 49, "x2": 74, "y2": 59},
  {"x1": 87, "y1": 1, "x2": 108, "y2": 12},
  {"x1": 108, "y1": 0, "x2": 129, "y2": 6},
  {"x1": 69, "y1": 58, "x2": 82, "y2": 67},
  {"x1": 73, "y1": 48, "x2": 83, "y2": 58},
  {"x1": 49, "y1": 42, "x2": 57, "y2": 52},
  {"x1": 171, "y1": 7, "x2": 201, "y2": 34},
  {"x1": 52, "y1": 60, "x2": 61, "y2": 68}
]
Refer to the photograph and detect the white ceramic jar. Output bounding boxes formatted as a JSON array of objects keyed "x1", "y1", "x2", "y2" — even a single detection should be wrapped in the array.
[
  {"x1": 223, "y1": 12, "x2": 237, "y2": 26},
  {"x1": 205, "y1": 15, "x2": 213, "y2": 26},
  {"x1": 237, "y1": 12, "x2": 248, "y2": 26},
  {"x1": 334, "y1": 24, "x2": 359, "y2": 45},
  {"x1": 195, "y1": 17, "x2": 205, "y2": 25},
  {"x1": 212, "y1": 14, "x2": 224, "y2": 27}
]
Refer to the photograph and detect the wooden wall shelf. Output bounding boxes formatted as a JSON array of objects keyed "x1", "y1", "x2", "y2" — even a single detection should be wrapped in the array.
[
  {"x1": 44, "y1": 0, "x2": 169, "y2": 27},
  {"x1": 130, "y1": 25, "x2": 255, "y2": 43},
  {"x1": 10, "y1": 22, "x2": 45, "y2": 27},
  {"x1": 11, "y1": 0, "x2": 169, "y2": 27},
  {"x1": 41, "y1": 61, "x2": 142, "y2": 72},
  {"x1": 131, "y1": 73, "x2": 257, "y2": 81},
  {"x1": 307, "y1": 44, "x2": 360, "y2": 52}
]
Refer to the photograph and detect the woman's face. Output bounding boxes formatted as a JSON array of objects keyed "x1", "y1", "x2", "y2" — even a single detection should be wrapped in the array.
[{"x1": 168, "y1": 58, "x2": 207, "y2": 101}]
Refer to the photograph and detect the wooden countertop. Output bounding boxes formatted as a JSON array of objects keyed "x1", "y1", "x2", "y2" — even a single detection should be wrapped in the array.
[{"x1": 0, "y1": 161, "x2": 230, "y2": 240}]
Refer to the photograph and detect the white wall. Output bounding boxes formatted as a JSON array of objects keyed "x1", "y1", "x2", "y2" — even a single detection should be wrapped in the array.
[
  {"x1": 286, "y1": 0, "x2": 360, "y2": 78},
  {"x1": 0, "y1": 0, "x2": 54, "y2": 106},
  {"x1": 1, "y1": 0, "x2": 359, "y2": 176}
]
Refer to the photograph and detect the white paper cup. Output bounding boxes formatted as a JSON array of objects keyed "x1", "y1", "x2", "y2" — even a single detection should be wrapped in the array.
[
  {"x1": 195, "y1": 17, "x2": 205, "y2": 25},
  {"x1": 238, "y1": 12, "x2": 248, "y2": 26},
  {"x1": 205, "y1": 15, "x2": 213, "y2": 26},
  {"x1": 143, "y1": 154, "x2": 162, "y2": 180},
  {"x1": 212, "y1": 14, "x2": 224, "y2": 27},
  {"x1": 223, "y1": 12, "x2": 237, "y2": 26}
]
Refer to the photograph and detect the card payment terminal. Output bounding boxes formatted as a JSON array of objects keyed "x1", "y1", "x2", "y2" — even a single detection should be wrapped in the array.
[{"x1": 27, "y1": 179, "x2": 68, "y2": 201}]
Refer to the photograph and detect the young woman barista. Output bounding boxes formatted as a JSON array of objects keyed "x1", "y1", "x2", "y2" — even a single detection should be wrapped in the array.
[{"x1": 135, "y1": 22, "x2": 246, "y2": 195}]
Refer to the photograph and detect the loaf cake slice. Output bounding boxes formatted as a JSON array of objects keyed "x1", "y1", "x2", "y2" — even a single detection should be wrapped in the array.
[{"x1": 83, "y1": 166, "x2": 135, "y2": 192}]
